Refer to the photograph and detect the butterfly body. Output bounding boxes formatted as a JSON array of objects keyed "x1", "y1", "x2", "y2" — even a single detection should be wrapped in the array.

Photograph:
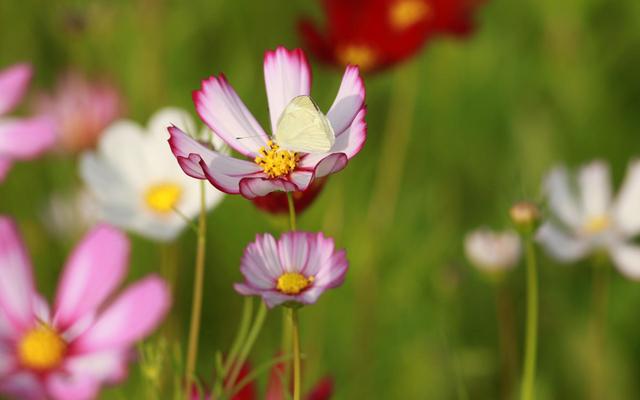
[{"x1": 274, "y1": 95, "x2": 335, "y2": 154}]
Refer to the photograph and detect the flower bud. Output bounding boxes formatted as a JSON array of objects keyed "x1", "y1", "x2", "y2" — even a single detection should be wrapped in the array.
[{"x1": 509, "y1": 201, "x2": 541, "y2": 235}]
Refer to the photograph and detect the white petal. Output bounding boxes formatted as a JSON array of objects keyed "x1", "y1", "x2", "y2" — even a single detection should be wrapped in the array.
[
  {"x1": 536, "y1": 223, "x2": 591, "y2": 262},
  {"x1": 610, "y1": 243, "x2": 640, "y2": 280},
  {"x1": 544, "y1": 166, "x2": 582, "y2": 229},
  {"x1": 613, "y1": 160, "x2": 640, "y2": 236},
  {"x1": 578, "y1": 160, "x2": 611, "y2": 218}
]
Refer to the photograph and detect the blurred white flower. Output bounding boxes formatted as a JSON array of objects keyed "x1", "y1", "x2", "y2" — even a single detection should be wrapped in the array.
[
  {"x1": 464, "y1": 228, "x2": 522, "y2": 272},
  {"x1": 80, "y1": 107, "x2": 225, "y2": 242},
  {"x1": 537, "y1": 160, "x2": 640, "y2": 279},
  {"x1": 41, "y1": 188, "x2": 98, "y2": 240}
]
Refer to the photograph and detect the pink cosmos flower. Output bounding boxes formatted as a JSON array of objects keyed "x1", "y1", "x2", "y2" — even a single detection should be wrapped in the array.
[
  {"x1": 34, "y1": 71, "x2": 124, "y2": 153},
  {"x1": 168, "y1": 46, "x2": 366, "y2": 199},
  {"x1": 0, "y1": 64, "x2": 56, "y2": 182},
  {"x1": 234, "y1": 232, "x2": 348, "y2": 308},
  {"x1": 0, "y1": 217, "x2": 170, "y2": 400}
]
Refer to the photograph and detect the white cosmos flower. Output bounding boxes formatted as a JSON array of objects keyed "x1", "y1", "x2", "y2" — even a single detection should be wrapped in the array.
[
  {"x1": 464, "y1": 228, "x2": 521, "y2": 272},
  {"x1": 537, "y1": 160, "x2": 640, "y2": 279},
  {"x1": 80, "y1": 107, "x2": 225, "y2": 242}
]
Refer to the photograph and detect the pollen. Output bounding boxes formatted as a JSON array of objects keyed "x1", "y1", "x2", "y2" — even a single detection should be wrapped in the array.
[
  {"x1": 336, "y1": 45, "x2": 378, "y2": 72},
  {"x1": 145, "y1": 183, "x2": 182, "y2": 214},
  {"x1": 18, "y1": 325, "x2": 67, "y2": 371},
  {"x1": 276, "y1": 272, "x2": 314, "y2": 295},
  {"x1": 390, "y1": 0, "x2": 431, "y2": 31},
  {"x1": 255, "y1": 140, "x2": 298, "y2": 178},
  {"x1": 584, "y1": 215, "x2": 610, "y2": 234}
]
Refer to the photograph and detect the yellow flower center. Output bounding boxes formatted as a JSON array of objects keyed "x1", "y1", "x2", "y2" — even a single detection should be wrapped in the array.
[
  {"x1": 18, "y1": 325, "x2": 67, "y2": 371},
  {"x1": 389, "y1": 0, "x2": 431, "y2": 31},
  {"x1": 255, "y1": 141, "x2": 298, "y2": 179},
  {"x1": 276, "y1": 272, "x2": 314, "y2": 295},
  {"x1": 336, "y1": 45, "x2": 379, "y2": 71},
  {"x1": 145, "y1": 183, "x2": 182, "y2": 214},
  {"x1": 583, "y1": 215, "x2": 610, "y2": 234}
]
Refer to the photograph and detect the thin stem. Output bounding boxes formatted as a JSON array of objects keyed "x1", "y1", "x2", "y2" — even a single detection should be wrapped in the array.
[
  {"x1": 520, "y1": 237, "x2": 538, "y2": 400},
  {"x1": 185, "y1": 181, "x2": 208, "y2": 396},
  {"x1": 289, "y1": 307, "x2": 302, "y2": 400},
  {"x1": 225, "y1": 301, "x2": 268, "y2": 394},
  {"x1": 589, "y1": 261, "x2": 609, "y2": 400},
  {"x1": 283, "y1": 191, "x2": 298, "y2": 396},
  {"x1": 286, "y1": 192, "x2": 297, "y2": 231},
  {"x1": 223, "y1": 297, "x2": 254, "y2": 376},
  {"x1": 495, "y1": 281, "x2": 518, "y2": 400}
]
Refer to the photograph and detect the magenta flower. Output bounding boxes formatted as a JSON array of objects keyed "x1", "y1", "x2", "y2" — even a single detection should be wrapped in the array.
[
  {"x1": 168, "y1": 46, "x2": 366, "y2": 199},
  {"x1": 34, "y1": 71, "x2": 124, "y2": 153},
  {"x1": 0, "y1": 64, "x2": 55, "y2": 182},
  {"x1": 234, "y1": 232, "x2": 348, "y2": 308},
  {"x1": 0, "y1": 217, "x2": 170, "y2": 400}
]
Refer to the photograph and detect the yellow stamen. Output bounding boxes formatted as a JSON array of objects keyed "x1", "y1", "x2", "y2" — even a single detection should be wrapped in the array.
[
  {"x1": 276, "y1": 272, "x2": 314, "y2": 295},
  {"x1": 254, "y1": 140, "x2": 298, "y2": 179},
  {"x1": 389, "y1": 0, "x2": 431, "y2": 30},
  {"x1": 18, "y1": 325, "x2": 67, "y2": 371},
  {"x1": 584, "y1": 216, "x2": 610, "y2": 234},
  {"x1": 145, "y1": 183, "x2": 182, "y2": 214},
  {"x1": 336, "y1": 45, "x2": 378, "y2": 71}
]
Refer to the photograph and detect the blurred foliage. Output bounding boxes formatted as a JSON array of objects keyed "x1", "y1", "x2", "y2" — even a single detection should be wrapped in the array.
[{"x1": 1, "y1": 0, "x2": 640, "y2": 399}]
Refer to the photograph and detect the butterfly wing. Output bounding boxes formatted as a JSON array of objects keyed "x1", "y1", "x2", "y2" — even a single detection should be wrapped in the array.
[{"x1": 274, "y1": 95, "x2": 335, "y2": 154}]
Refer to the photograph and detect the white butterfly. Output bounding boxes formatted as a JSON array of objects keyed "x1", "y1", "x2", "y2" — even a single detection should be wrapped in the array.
[{"x1": 274, "y1": 95, "x2": 335, "y2": 154}]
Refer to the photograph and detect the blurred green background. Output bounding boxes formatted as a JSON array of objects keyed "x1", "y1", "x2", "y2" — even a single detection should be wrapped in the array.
[{"x1": 2, "y1": 0, "x2": 640, "y2": 399}]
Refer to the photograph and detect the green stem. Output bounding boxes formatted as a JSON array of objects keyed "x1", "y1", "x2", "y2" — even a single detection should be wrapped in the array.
[
  {"x1": 289, "y1": 307, "x2": 302, "y2": 400},
  {"x1": 223, "y1": 297, "x2": 254, "y2": 376},
  {"x1": 520, "y1": 237, "x2": 538, "y2": 400},
  {"x1": 286, "y1": 192, "x2": 297, "y2": 231},
  {"x1": 185, "y1": 181, "x2": 207, "y2": 396},
  {"x1": 225, "y1": 301, "x2": 268, "y2": 394},
  {"x1": 495, "y1": 281, "x2": 518, "y2": 400},
  {"x1": 589, "y1": 261, "x2": 609, "y2": 400}
]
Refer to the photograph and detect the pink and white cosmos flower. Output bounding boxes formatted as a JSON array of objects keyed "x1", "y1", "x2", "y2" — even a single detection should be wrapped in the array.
[
  {"x1": 168, "y1": 46, "x2": 366, "y2": 199},
  {"x1": 0, "y1": 217, "x2": 170, "y2": 400},
  {"x1": 0, "y1": 64, "x2": 55, "y2": 182},
  {"x1": 234, "y1": 232, "x2": 348, "y2": 308}
]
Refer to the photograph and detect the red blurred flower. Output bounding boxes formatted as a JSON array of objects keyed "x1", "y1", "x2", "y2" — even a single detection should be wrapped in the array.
[
  {"x1": 265, "y1": 361, "x2": 333, "y2": 400},
  {"x1": 197, "y1": 358, "x2": 333, "y2": 400},
  {"x1": 251, "y1": 177, "x2": 328, "y2": 215},
  {"x1": 191, "y1": 362, "x2": 257, "y2": 400},
  {"x1": 299, "y1": 0, "x2": 485, "y2": 72}
]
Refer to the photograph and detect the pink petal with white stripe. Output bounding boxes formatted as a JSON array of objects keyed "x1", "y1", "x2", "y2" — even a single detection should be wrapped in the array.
[
  {"x1": 73, "y1": 276, "x2": 170, "y2": 353},
  {"x1": 239, "y1": 176, "x2": 302, "y2": 199},
  {"x1": 54, "y1": 225, "x2": 129, "y2": 330},
  {"x1": 326, "y1": 65, "x2": 365, "y2": 135},
  {"x1": 0, "y1": 216, "x2": 35, "y2": 330},
  {"x1": 194, "y1": 75, "x2": 268, "y2": 157},
  {"x1": 278, "y1": 232, "x2": 310, "y2": 273},
  {"x1": 0, "y1": 116, "x2": 56, "y2": 158},
  {"x1": 168, "y1": 125, "x2": 263, "y2": 193},
  {"x1": 235, "y1": 232, "x2": 349, "y2": 308},
  {"x1": 263, "y1": 47, "x2": 312, "y2": 132},
  {"x1": 299, "y1": 108, "x2": 367, "y2": 170},
  {"x1": 0, "y1": 64, "x2": 32, "y2": 115}
]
